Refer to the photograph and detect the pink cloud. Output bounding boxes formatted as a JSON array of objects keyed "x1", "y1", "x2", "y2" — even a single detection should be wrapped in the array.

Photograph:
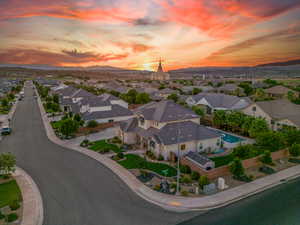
[
  {"x1": 0, "y1": 48, "x2": 128, "y2": 66},
  {"x1": 0, "y1": 0, "x2": 145, "y2": 23}
]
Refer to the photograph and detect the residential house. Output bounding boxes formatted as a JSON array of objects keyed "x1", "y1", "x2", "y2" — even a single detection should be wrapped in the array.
[
  {"x1": 56, "y1": 86, "x2": 133, "y2": 124},
  {"x1": 186, "y1": 93, "x2": 251, "y2": 115},
  {"x1": 119, "y1": 100, "x2": 221, "y2": 160},
  {"x1": 264, "y1": 85, "x2": 295, "y2": 98},
  {"x1": 217, "y1": 84, "x2": 244, "y2": 95},
  {"x1": 242, "y1": 99, "x2": 300, "y2": 130}
]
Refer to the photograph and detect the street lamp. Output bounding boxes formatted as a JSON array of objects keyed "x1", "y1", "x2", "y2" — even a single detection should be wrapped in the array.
[{"x1": 176, "y1": 125, "x2": 181, "y2": 195}]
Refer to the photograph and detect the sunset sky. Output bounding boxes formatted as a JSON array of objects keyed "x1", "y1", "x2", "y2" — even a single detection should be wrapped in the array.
[{"x1": 0, "y1": 0, "x2": 300, "y2": 71}]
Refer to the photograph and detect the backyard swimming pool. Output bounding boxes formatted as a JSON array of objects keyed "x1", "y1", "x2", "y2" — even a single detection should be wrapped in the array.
[{"x1": 218, "y1": 131, "x2": 244, "y2": 143}]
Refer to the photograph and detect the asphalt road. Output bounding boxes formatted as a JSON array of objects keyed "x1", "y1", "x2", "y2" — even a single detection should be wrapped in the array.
[{"x1": 0, "y1": 84, "x2": 196, "y2": 225}]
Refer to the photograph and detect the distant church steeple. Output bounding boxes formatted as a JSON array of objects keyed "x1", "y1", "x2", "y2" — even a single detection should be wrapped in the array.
[{"x1": 157, "y1": 58, "x2": 163, "y2": 72}]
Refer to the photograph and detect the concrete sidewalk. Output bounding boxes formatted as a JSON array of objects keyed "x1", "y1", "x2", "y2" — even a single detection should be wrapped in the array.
[
  {"x1": 14, "y1": 167, "x2": 44, "y2": 225},
  {"x1": 36, "y1": 89, "x2": 300, "y2": 212}
]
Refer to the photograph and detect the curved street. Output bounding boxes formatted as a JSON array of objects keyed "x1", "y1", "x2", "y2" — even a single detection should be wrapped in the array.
[
  {"x1": 1, "y1": 83, "x2": 300, "y2": 225},
  {"x1": 0, "y1": 84, "x2": 195, "y2": 225}
]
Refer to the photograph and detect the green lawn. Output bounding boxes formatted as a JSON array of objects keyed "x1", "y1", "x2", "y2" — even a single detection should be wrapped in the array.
[
  {"x1": 211, "y1": 154, "x2": 234, "y2": 167},
  {"x1": 50, "y1": 120, "x2": 64, "y2": 130},
  {"x1": 118, "y1": 154, "x2": 177, "y2": 177},
  {"x1": 0, "y1": 180, "x2": 22, "y2": 208},
  {"x1": 89, "y1": 140, "x2": 123, "y2": 153}
]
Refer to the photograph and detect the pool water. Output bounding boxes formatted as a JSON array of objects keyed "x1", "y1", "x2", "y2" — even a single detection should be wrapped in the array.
[
  {"x1": 213, "y1": 148, "x2": 225, "y2": 154},
  {"x1": 219, "y1": 132, "x2": 244, "y2": 143}
]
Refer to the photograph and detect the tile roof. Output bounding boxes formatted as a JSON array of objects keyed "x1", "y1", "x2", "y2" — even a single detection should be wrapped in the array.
[
  {"x1": 82, "y1": 105, "x2": 133, "y2": 121},
  {"x1": 135, "y1": 100, "x2": 198, "y2": 122},
  {"x1": 190, "y1": 93, "x2": 251, "y2": 110},
  {"x1": 255, "y1": 99, "x2": 300, "y2": 126},
  {"x1": 153, "y1": 121, "x2": 220, "y2": 145},
  {"x1": 265, "y1": 85, "x2": 294, "y2": 95}
]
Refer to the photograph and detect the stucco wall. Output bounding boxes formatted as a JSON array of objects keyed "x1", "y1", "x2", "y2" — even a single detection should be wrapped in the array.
[{"x1": 181, "y1": 149, "x2": 288, "y2": 180}]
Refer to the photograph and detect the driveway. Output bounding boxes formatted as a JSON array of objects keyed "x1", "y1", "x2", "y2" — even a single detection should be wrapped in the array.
[{"x1": 64, "y1": 127, "x2": 118, "y2": 146}]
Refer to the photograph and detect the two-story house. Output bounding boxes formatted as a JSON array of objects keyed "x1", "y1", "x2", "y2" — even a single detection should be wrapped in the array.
[{"x1": 119, "y1": 100, "x2": 221, "y2": 160}]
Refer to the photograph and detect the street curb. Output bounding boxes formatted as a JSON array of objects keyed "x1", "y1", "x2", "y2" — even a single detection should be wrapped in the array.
[
  {"x1": 13, "y1": 167, "x2": 44, "y2": 225},
  {"x1": 36, "y1": 86, "x2": 300, "y2": 212}
]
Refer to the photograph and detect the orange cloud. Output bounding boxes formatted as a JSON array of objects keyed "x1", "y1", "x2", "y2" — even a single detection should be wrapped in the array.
[
  {"x1": 113, "y1": 42, "x2": 154, "y2": 53},
  {"x1": 0, "y1": 48, "x2": 128, "y2": 66}
]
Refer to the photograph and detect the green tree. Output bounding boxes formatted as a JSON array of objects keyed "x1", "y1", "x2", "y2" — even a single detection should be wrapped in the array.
[
  {"x1": 87, "y1": 120, "x2": 98, "y2": 128},
  {"x1": 74, "y1": 113, "x2": 82, "y2": 122},
  {"x1": 59, "y1": 118, "x2": 79, "y2": 137},
  {"x1": 1, "y1": 98, "x2": 9, "y2": 107},
  {"x1": 192, "y1": 105, "x2": 205, "y2": 117},
  {"x1": 53, "y1": 94, "x2": 59, "y2": 104},
  {"x1": 136, "y1": 93, "x2": 151, "y2": 104},
  {"x1": 232, "y1": 145, "x2": 257, "y2": 159},
  {"x1": 198, "y1": 175, "x2": 209, "y2": 189},
  {"x1": 0, "y1": 153, "x2": 16, "y2": 175},
  {"x1": 192, "y1": 88, "x2": 202, "y2": 95},
  {"x1": 281, "y1": 128, "x2": 300, "y2": 146},
  {"x1": 256, "y1": 131, "x2": 286, "y2": 152},
  {"x1": 260, "y1": 150, "x2": 273, "y2": 165},
  {"x1": 229, "y1": 158, "x2": 245, "y2": 178},
  {"x1": 248, "y1": 118, "x2": 269, "y2": 138},
  {"x1": 289, "y1": 143, "x2": 300, "y2": 157},
  {"x1": 226, "y1": 111, "x2": 244, "y2": 132},
  {"x1": 213, "y1": 110, "x2": 227, "y2": 128},
  {"x1": 167, "y1": 93, "x2": 179, "y2": 102}
]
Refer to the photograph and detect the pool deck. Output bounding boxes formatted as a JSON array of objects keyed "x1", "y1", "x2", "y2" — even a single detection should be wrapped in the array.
[{"x1": 207, "y1": 127, "x2": 255, "y2": 145}]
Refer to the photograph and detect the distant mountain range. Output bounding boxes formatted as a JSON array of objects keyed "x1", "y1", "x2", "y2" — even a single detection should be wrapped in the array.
[
  {"x1": 1, "y1": 59, "x2": 300, "y2": 74},
  {"x1": 256, "y1": 59, "x2": 300, "y2": 67},
  {"x1": 0, "y1": 63, "x2": 145, "y2": 72}
]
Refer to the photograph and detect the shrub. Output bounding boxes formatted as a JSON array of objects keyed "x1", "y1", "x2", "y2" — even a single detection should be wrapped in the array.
[
  {"x1": 87, "y1": 120, "x2": 98, "y2": 128},
  {"x1": 5, "y1": 213, "x2": 18, "y2": 222},
  {"x1": 111, "y1": 136, "x2": 122, "y2": 144},
  {"x1": 289, "y1": 143, "x2": 300, "y2": 157},
  {"x1": 117, "y1": 152, "x2": 124, "y2": 159},
  {"x1": 229, "y1": 158, "x2": 245, "y2": 178},
  {"x1": 9, "y1": 200, "x2": 20, "y2": 211},
  {"x1": 181, "y1": 190, "x2": 189, "y2": 196},
  {"x1": 180, "y1": 165, "x2": 191, "y2": 174},
  {"x1": 260, "y1": 150, "x2": 273, "y2": 165},
  {"x1": 146, "y1": 150, "x2": 156, "y2": 160},
  {"x1": 158, "y1": 154, "x2": 164, "y2": 161},
  {"x1": 153, "y1": 184, "x2": 161, "y2": 191},
  {"x1": 191, "y1": 171, "x2": 200, "y2": 180},
  {"x1": 80, "y1": 139, "x2": 89, "y2": 147},
  {"x1": 180, "y1": 175, "x2": 192, "y2": 184},
  {"x1": 198, "y1": 175, "x2": 209, "y2": 189},
  {"x1": 0, "y1": 210, "x2": 4, "y2": 219}
]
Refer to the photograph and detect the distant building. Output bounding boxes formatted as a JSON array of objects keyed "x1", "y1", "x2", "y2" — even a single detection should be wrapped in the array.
[
  {"x1": 264, "y1": 85, "x2": 295, "y2": 98},
  {"x1": 150, "y1": 59, "x2": 170, "y2": 81},
  {"x1": 186, "y1": 93, "x2": 252, "y2": 115},
  {"x1": 242, "y1": 99, "x2": 300, "y2": 130}
]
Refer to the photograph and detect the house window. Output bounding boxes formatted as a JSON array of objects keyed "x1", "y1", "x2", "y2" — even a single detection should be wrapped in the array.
[
  {"x1": 180, "y1": 144, "x2": 186, "y2": 151},
  {"x1": 271, "y1": 120, "x2": 275, "y2": 125},
  {"x1": 252, "y1": 106, "x2": 256, "y2": 112},
  {"x1": 108, "y1": 119, "x2": 114, "y2": 123},
  {"x1": 150, "y1": 140, "x2": 156, "y2": 148},
  {"x1": 139, "y1": 116, "x2": 145, "y2": 125}
]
